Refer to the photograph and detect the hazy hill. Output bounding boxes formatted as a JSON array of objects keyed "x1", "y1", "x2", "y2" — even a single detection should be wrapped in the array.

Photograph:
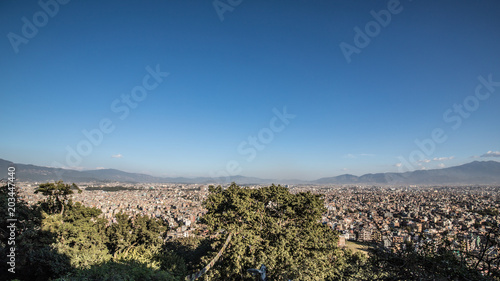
[
  {"x1": 0, "y1": 158, "x2": 273, "y2": 184},
  {"x1": 314, "y1": 161, "x2": 500, "y2": 185},
  {"x1": 1, "y1": 158, "x2": 500, "y2": 185}
]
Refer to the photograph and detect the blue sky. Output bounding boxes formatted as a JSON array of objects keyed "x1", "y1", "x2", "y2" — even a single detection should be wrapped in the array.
[{"x1": 1, "y1": 0, "x2": 500, "y2": 180}]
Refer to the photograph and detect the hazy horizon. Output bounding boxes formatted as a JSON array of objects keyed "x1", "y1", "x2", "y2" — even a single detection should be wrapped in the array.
[
  {"x1": 2, "y1": 1, "x2": 500, "y2": 181},
  {"x1": 2, "y1": 157, "x2": 500, "y2": 183}
]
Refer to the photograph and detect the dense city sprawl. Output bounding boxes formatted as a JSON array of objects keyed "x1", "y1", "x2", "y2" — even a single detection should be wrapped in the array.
[
  {"x1": 317, "y1": 185, "x2": 500, "y2": 252},
  {"x1": 17, "y1": 182, "x2": 500, "y2": 251}
]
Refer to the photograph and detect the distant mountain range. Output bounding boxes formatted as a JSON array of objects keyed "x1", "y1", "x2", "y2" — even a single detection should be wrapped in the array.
[
  {"x1": 1, "y1": 158, "x2": 500, "y2": 185},
  {"x1": 313, "y1": 160, "x2": 500, "y2": 185},
  {"x1": 0, "y1": 158, "x2": 273, "y2": 185}
]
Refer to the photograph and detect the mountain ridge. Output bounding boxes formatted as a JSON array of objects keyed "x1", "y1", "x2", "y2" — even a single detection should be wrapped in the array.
[
  {"x1": 1, "y1": 158, "x2": 500, "y2": 185},
  {"x1": 314, "y1": 161, "x2": 500, "y2": 185}
]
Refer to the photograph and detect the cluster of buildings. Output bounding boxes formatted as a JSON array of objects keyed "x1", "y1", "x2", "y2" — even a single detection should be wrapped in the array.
[
  {"x1": 17, "y1": 181, "x2": 209, "y2": 239},
  {"x1": 316, "y1": 185, "x2": 500, "y2": 253},
  {"x1": 17, "y1": 181, "x2": 500, "y2": 255}
]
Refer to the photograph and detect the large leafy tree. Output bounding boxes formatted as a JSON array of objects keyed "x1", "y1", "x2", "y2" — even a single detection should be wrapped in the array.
[
  {"x1": 200, "y1": 183, "x2": 355, "y2": 281},
  {"x1": 35, "y1": 180, "x2": 81, "y2": 215}
]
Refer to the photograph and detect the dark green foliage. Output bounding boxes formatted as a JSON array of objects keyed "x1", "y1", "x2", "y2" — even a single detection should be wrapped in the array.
[
  {"x1": 158, "y1": 249, "x2": 189, "y2": 278},
  {"x1": 55, "y1": 259, "x2": 180, "y2": 281},
  {"x1": 200, "y1": 183, "x2": 351, "y2": 280},
  {"x1": 0, "y1": 184, "x2": 72, "y2": 281},
  {"x1": 161, "y1": 235, "x2": 212, "y2": 275},
  {"x1": 106, "y1": 212, "x2": 168, "y2": 266},
  {"x1": 106, "y1": 213, "x2": 139, "y2": 258},
  {"x1": 41, "y1": 201, "x2": 111, "y2": 269},
  {"x1": 35, "y1": 180, "x2": 81, "y2": 215},
  {"x1": 1, "y1": 181, "x2": 176, "y2": 280},
  {"x1": 363, "y1": 243, "x2": 494, "y2": 281}
]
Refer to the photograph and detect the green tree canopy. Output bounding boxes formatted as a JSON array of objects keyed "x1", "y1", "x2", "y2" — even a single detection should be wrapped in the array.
[
  {"x1": 41, "y1": 201, "x2": 111, "y2": 269},
  {"x1": 106, "y1": 212, "x2": 168, "y2": 267},
  {"x1": 200, "y1": 183, "x2": 355, "y2": 281},
  {"x1": 35, "y1": 180, "x2": 81, "y2": 215}
]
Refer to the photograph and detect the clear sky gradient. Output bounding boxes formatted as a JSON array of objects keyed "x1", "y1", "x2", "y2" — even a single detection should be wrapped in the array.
[{"x1": 1, "y1": 0, "x2": 500, "y2": 180}]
